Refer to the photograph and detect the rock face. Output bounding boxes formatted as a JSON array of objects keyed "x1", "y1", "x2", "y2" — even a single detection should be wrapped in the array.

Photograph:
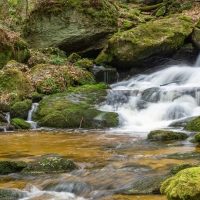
[
  {"x1": 95, "y1": 15, "x2": 194, "y2": 69},
  {"x1": 24, "y1": 0, "x2": 118, "y2": 56},
  {"x1": 161, "y1": 167, "x2": 200, "y2": 200},
  {"x1": 33, "y1": 84, "x2": 119, "y2": 129},
  {"x1": 0, "y1": 28, "x2": 30, "y2": 69}
]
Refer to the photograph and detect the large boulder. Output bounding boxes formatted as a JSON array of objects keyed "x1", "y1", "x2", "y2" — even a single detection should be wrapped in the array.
[
  {"x1": 184, "y1": 116, "x2": 200, "y2": 131},
  {"x1": 33, "y1": 84, "x2": 119, "y2": 129},
  {"x1": 161, "y1": 167, "x2": 200, "y2": 200},
  {"x1": 0, "y1": 28, "x2": 30, "y2": 69},
  {"x1": 95, "y1": 15, "x2": 194, "y2": 69},
  {"x1": 191, "y1": 18, "x2": 200, "y2": 49},
  {"x1": 24, "y1": 0, "x2": 118, "y2": 56}
]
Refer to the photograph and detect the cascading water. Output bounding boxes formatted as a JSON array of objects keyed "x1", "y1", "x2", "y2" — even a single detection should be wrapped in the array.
[
  {"x1": 100, "y1": 54, "x2": 200, "y2": 134},
  {"x1": 26, "y1": 103, "x2": 39, "y2": 129}
]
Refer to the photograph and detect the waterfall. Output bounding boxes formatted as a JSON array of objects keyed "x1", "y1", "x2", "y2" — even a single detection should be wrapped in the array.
[
  {"x1": 194, "y1": 53, "x2": 200, "y2": 67},
  {"x1": 26, "y1": 103, "x2": 39, "y2": 129},
  {"x1": 5, "y1": 112, "x2": 10, "y2": 123},
  {"x1": 100, "y1": 55, "x2": 200, "y2": 133}
]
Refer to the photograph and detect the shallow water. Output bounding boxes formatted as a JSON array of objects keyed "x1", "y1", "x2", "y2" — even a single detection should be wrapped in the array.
[{"x1": 0, "y1": 129, "x2": 199, "y2": 199}]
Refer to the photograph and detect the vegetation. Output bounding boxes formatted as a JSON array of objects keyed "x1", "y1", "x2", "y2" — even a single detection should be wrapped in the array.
[
  {"x1": 184, "y1": 116, "x2": 200, "y2": 131},
  {"x1": 10, "y1": 118, "x2": 30, "y2": 129}
]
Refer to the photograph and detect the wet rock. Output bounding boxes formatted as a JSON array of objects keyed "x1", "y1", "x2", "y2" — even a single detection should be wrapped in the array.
[
  {"x1": 170, "y1": 162, "x2": 200, "y2": 174},
  {"x1": 168, "y1": 116, "x2": 196, "y2": 128},
  {"x1": 21, "y1": 156, "x2": 78, "y2": 174},
  {"x1": 10, "y1": 99, "x2": 32, "y2": 119},
  {"x1": 10, "y1": 118, "x2": 30, "y2": 130},
  {"x1": 191, "y1": 19, "x2": 200, "y2": 50},
  {"x1": 141, "y1": 87, "x2": 160, "y2": 103},
  {"x1": 184, "y1": 116, "x2": 200, "y2": 131},
  {"x1": 0, "y1": 160, "x2": 27, "y2": 174},
  {"x1": 167, "y1": 152, "x2": 200, "y2": 159},
  {"x1": 194, "y1": 132, "x2": 200, "y2": 142},
  {"x1": 0, "y1": 189, "x2": 23, "y2": 200},
  {"x1": 161, "y1": 167, "x2": 200, "y2": 200},
  {"x1": 147, "y1": 130, "x2": 188, "y2": 141}
]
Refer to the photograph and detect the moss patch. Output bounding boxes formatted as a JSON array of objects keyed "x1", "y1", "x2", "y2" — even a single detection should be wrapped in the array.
[
  {"x1": 11, "y1": 118, "x2": 30, "y2": 129},
  {"x1": 184, "y1": 116, "x2": 200, "y2": 131}
]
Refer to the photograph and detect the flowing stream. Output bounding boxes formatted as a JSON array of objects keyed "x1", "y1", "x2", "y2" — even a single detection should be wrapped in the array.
[{"x1": 1, "y1": 55, "x2": 200, "y2": 200}]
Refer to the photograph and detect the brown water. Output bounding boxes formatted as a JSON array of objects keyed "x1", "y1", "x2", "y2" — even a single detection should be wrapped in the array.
[{"x1": 0, "y1": 129, "x2": 199, "y2": 200}]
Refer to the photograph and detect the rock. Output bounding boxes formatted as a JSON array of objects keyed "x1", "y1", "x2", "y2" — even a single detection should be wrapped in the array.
[
  {"x1": 75, "y1": 59, "x2": 93, "y2": 69},
  {"x1": 167, "y1": 152, "x2": 200, "y2": 159},
  {"x1": 30, "y1": 64, "x2": 95, "y2": 94},
  {"x1": 0, "y1": 28, "x2": 30, "y2": 69},
  {"x1": 10, "y1": 118, "x2": 31, "y2": 129},
  {"x1": 191, "y1": 19, "x2": 200, "y2": 49},
  {"x1": 168, "y1": 116, "x2": 196, "y2": 128},
  {"x1": 161, "y1": 167, "x2": 200, "y2": 200},
  {"x1": 0, "y1": 189, "x2": 22, "y2": 200},
  {"x1": 95, "y1": 15, "x2": 194, "y2": 69},
  {"x1": 184, "y1": 116, "x2": 200, "y2": 131},
  {"x1": 10, "y1": 99, "x2": 32, "y2": 119},
  {"x1": 147, "y1": 130, "x2": 188, "y2": 141},
  {"x1": 0, "y1": 66, "x2": 33, "y2": 104},
  {"x1": 0, "y1": 160, "x2": 27, "y2": 174},
  {"x1": 21, "y1": 156, "x2": 78, "y2": 174},
  {"x1": 33, "y1": 84, "x2": 119, "y2": 129},
  {"x1": 170, "y1": 162, "x2": 200, "y2": 174},
  {"x1": 24, "y1": 0, "x2": 118, "y2": 56},
  {"x1": 194, "y1": 132, "x2": 200, "y2": 142}
]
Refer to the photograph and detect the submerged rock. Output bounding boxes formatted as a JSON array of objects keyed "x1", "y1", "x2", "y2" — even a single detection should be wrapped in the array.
[
  {"x1": 161, "y1": 167, "x2": 200, "y2": 200},
  {"x1": 95, "y1": 15, "x2": 194, "y2": 69},
  {"x1": 0, "y1": 160, "x2": 27, "y2": 174},
  {"x1": 33, "y1": 84, "x2": 119, "y2": 129},
  {"x1": 147, "y1": 130, "x2": 188, "y2": 141},
  {"x1": 22, "y1": 156, "x2": 78, "y2": 174}
]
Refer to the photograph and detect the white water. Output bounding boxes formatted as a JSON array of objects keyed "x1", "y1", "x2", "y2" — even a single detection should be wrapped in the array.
[
  {"x1": 100, "y1": 55, "x2": 200, "y2": 133},
  {"x1": 26, "y1": 103, "x2": 39, "y2": 129}
]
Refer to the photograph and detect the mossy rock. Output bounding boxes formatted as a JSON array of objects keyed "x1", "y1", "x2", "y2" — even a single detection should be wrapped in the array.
[
  {"x1": 147, "y1": 130, "x2": 188, "y2": 141},
  {"x1": 21, "y1": 156, "x2": 78, "y2": 174},
  {"x1": 170, "y1": 162, "x2": 200, "y2": 174},
  {"x1": 0, "y1": 67, "x2": 33, "y2": 104},
  {"x1": 184, "y1": 116, "x2": 200, "y2": 131},
  {"x1": 75, "y1": 59, "x2": 93, "y2": 69},
  {"x1": 24, "y1": 0, "x2": 118, "y2": 55},
  {"x1": 10, "y1": 99, "x2": 32, "y2": 119},
  {"x1": 0, "y1": 28, "x2": 30, "y2": 69},
  {"x1": 0, "y1": 189, "x2": 22, "y2": 200},
  {"x1": 161, "y1": 167, "x2": 200, "y2": 200},
  {"x1": 30, "y1": 64, "x2": 95, "y2": 94},
  {"x1": 0, "y1": 160, "x2": 27, "y2": 174},
  {"x1": 34, "y1": 84, "x2": 119, "y2": 129},
  {"x1": 167, "y1": 152, "x2": 200, "y2": 160},
  {"x1": 68, "y1": 53, "x2": 81, "y2": 63},
  {"x1": 28, "y1": 92, "x2": 44, "y2": 103},
  {"x1": 191, "y1": 27, "x2": 200, "y2": 50},
  {"x1": 95, "y1": 15, "x2": 194, "y2": 68},
  {"x1": 10, "y1": 118, "x2": 30, "y2": 129},
  {"x1": 194, "y1": 132, "x2": 200, "y2": 142}
]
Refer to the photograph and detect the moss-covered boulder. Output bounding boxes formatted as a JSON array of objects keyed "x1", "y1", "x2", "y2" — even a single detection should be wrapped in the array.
[
  {"x1": 194, "y1": 132, "x2": 200, "y2": 142},
  {"x1": 34, "y1": 84, "x2": 119, "y2": 129},
  {"x1": 10, "y1": 118, "x2": 30, "y2": 129},
  {"x1": 170, "y1": 162, "x2": 200, "y2": 174},
  {"x1": 0, "y1": 28, "x2": 30, "y2": 69},
  {"x1": 161, "y1": 167, "x2": 200, "y2": 200},
  {"x1": 147, "y1": 130, "x2": 188, "y2": 141},
  {"x1": 184, "y1": 116, "x2": 200, "y2": 131},
  {"x1": 191, "y1": 18, "x2": 200, "y2": 49},
  {"x1": 0, "y1": 189, "x2": 22, "y2": 200},
  {"x1": 10, "y1": 99, "x2": 32, "y2": 119},
  {"x1": 75, "y1": 59, "x2": 93, "y2": 69},
  {"x1": 21, "y1": 156, "x2": 78, "y2": 174},
  {"x1": 0, "y1": 67, "x2": 33, "y2": 105},
  {"x1": 24, "y1": 0, "x2": 118, "y2": 55},
  {"x1": 0, "y1": 160, "x2": 27, "y2": 174},
  {"x1": 95, "y1": 15, "x2": 194, "y2": 69},
  {"x1": 30, "y1": 64, "x2": 95, "y2": 95}
]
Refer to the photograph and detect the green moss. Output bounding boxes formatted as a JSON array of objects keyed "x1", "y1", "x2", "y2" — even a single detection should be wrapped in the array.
[
  {"x1": 147, "y1": 130, "x2": 188, "y2": 141},
  {"x1": 184, "y1": 116, "x2": 200, "y2": 131},
  {"x1": 21, "y1": 156, "x2": 78, "y2": 174},
  {"x1": 194, "y1": 132, "x2": 200, "y2": 142},
  {"x1": 0, "y1": 189, "x2": 21, "y2": 199},
  {"x1": 10, "y1": 99, "x2": 32, "y2": 119},
  {"x1": 161, "y1": 167, "x2": 200, "y2": 200},
  {"x1": 75, "y1": 59, "x2": 93, "y2": 69},
  {"x1": 171, "y1": 163, "x2": 200, "y2": 174},
  {"x1": 0, "y1": 160, "x2": 27, "y2": 174},
  {"x1": 167, "y1": 152, "x2": 200, "y2": 159},
  {"x1": 11, "y1": 118, "x2": 30, "y2": 129},
  {"x1": 68, "y1": 53, "x2": 81, "y2": 63}
]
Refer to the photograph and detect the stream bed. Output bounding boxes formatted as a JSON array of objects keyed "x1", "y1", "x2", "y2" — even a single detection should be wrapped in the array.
[{"x1": 0, "y1": 129, "x2": 199, "y2": 200}]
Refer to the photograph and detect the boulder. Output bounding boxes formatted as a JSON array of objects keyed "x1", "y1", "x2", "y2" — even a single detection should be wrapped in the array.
[
  {"x1": 33, "y1": 84, "x2": 119, "y2": 129},
  {"x1": 24, "y1": 0, "x2": 118, "y2": 56},
  {"x1": 147, "y1": 130, "x2": 188, "y2": 141},
  {"x1": 191, "y1": 18, "x2": 200, "y2": 49},
  {"x1": 10, "y1": 118, "x2": 31, "y2": 129},
  {"x1": 184, "y1": 116, "x2": 200, "y2": 131},
  {"x1": 95, "y1": 15, "x2": 194, "y2": 69},
  {"x1": 161, "y1": 167, "x2": 200, "y2": 200},
  {"x1": 21, "y1": 156, "x2": 78, "y2": 174},
  {"x1": 0, "y1": 28, "x2": 30, "y2": 69}
]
